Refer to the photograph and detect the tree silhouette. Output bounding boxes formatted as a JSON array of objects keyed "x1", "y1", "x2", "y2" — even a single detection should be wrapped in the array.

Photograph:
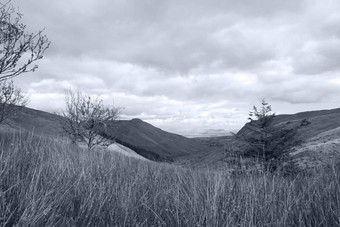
[
  {"x1": 235, "y1": 98, "x2": 309, "y2": 171},
  {"x1": 0, "y1": 1, "x2": 50, "y2": 81}
]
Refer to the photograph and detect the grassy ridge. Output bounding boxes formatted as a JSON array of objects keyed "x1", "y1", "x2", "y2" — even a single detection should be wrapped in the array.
[{"x1": 1, "y1": 132, "x2": 340, "y2": 226}]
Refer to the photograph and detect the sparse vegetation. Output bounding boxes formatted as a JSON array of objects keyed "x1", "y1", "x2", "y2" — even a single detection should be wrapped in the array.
[
  {"x1": 0, "y1": 0, "x2": 50, "y2": 81},
  {"x1": 0, "y1": 0, "x2": 49, "y2": 128},
  {"x1": 60, "y1": 90, "x2": 119, "y2": 150},
  {"x1": 1, "y1": 1, "x2": 339, "y2": 226},
  {"x1": 0, "y1": 80, "x2": 28, "y2": 125},
  {"x1": 235, "y1": 98, "x2": 308, "y2": 171},
  {"x1": 1, "y1": 130, "x2": 340, "y2": 226}
]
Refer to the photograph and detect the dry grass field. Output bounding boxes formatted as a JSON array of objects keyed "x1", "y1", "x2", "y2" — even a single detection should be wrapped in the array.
[{"x1": 1, "y1": 131, "x2": 340, "y2": 226}]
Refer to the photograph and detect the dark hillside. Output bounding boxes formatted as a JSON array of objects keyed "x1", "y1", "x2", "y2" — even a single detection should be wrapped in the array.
[
  {"x1": 3, "y1": 106, "x2": 340, "y2": 168},
  {"x1": 179, "y1": 107, "x2": 340, "y2": 169},
  {"x1": 1, "y1": 107, "x2": 62, "y2": 136},
  {"x1": 238, "y1": 107, "x2": 340, "y2": 140},
  {"x1": 107, "y1": 119, "x2": 217, "y2": 160},
  {"x1": 0, "y1": 106, "x2": 217, "y2": 162}
]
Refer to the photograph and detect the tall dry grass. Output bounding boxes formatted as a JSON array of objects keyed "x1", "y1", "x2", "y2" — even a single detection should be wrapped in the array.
[{"x1": 1, "y1": 131, "x2": 340, "y2": 226}]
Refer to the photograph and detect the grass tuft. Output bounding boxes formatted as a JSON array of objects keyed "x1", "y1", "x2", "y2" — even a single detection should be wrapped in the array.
[{"x1": 1, "y1": 131, "x2": 340, "y2": 226}]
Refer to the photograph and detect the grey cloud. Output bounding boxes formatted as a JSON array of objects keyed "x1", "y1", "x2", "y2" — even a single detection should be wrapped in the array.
[
  {"x1": 287, "y1": 1, "x2": 340, "y2": 75},
  {"x1": 9, "y1": 0, "x2": 340, "y2": 133},
  {"x1": 14, "y1": 0, "x2": 295, "y2": 74},
  {"x1": 293, "y1": 39, "x2": 340, "y2": 75},
  {"x1": 267, "y1": 76, "x2": 340, "y2": 104}
]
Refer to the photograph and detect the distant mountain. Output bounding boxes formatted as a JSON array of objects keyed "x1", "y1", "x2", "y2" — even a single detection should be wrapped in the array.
[
  {"x1": 105, "y1": 119, "x2": 218, "y2": 162},
  {"x1": 181, "y1": 129, "x2": 230, "y2": 138},
  {"x1": 1, "y1": 106, "x2": 218, "y2": 163},
  {"x1": 3, "y1": 105, "x2": 340, "y2": 169}
]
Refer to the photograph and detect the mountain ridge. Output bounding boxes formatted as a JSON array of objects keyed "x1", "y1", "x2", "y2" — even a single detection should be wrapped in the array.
[{"x1": 2, "y1": 105, "x2": 340, "y2": 168}]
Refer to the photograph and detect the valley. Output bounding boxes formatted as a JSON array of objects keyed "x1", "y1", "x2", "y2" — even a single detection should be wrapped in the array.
[
  {"x1": 1, "y1": 106, "x2": 340, "y2": 226},
  {"x1": 3, "y1": 106, "x2": 340, "y2": 171}
]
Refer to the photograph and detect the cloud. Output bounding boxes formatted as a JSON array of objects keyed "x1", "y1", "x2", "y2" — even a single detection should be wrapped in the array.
[
  {"x1": 13, "y1": 0, "x2": 298, "y2": 73},
  {"x1": 9, "y1": 0, "x2": 340, "y2": 134}
]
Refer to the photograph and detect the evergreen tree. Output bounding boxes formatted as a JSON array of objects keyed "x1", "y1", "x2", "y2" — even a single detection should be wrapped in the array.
[{"x1": 235, "y1": 98, "x2": 309, "y2": 171}]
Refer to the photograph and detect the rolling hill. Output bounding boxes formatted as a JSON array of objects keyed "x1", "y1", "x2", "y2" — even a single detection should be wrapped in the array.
[
  {"x1": 2, "y1": 106, "x2": 340, "y2": 169},
  {"x1": 192, "y1": 107, "x2": 340, "y2": 169},
  {"x1": 0, "y1": 107, "x2": 62, "y2": 136},
  {"x1": 0, "y1": 107, "x2": 152, "y2": 160},
  {"x1": 105, "y1": 118, "x2": 219, "y2": 162},
  {"x1": 0, "y1": 106, "x2": 218, "y2": 162}
]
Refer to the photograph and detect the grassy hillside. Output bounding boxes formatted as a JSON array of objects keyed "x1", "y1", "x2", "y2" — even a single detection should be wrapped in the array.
[
  {"x1": 1, "y1": 131, "x2": 340, "y2": 226},
  {"x1": 2, "y1": 106, "x2": 62, "y2": 137},
  {"x1": 238, "y1": 107, "x2": 340, "y2": 140},
  {"x1": 2, "y1": 106, "x2": 220, "y2": 162},
  {"x1": 107, "y1": 119, "x2": 219, "y2": 161},
  {"x1": 236, "y1": 107, "x2": 340, "y2": 169},
  {"x1": 181, "y1": 108, "x2": 340, "y2": 169},
  {"x1": 3, "y1": 106, "x2": 340, "y2": 169}
]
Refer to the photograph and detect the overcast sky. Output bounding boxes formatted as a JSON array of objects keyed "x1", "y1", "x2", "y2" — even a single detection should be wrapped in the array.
[{"x1": 10, "y1": 0, "x2": 340, "y2": 135}]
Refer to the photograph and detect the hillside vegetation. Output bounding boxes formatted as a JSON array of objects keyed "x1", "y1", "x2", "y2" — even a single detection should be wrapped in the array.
[
  {"x1": 1, "y1": 131, "x2": 340, "y2": 226},
  {"x1": 237, "y1": 108, "x2": 340, "y2": 169},
  {"x1": 4, "y1": 106, "x2": 219, "y2": 162},
  {"x1": 107, "y1": 118, "x2": 218, "y2": 161},
  {"x1": 5, "y1": 106, "x2": 340, "y2": 170}
]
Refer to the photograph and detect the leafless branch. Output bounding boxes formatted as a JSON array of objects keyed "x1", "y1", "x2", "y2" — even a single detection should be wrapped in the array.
[
  {"x1": 0, "y1": 79, "x2": 28, "y2": 125},
  {"x1": 0, "y1": 1, "x2": 50, "y2": 81},
  {"x1": 60, "y1": 90, "x2": 120, "y2": 150}
]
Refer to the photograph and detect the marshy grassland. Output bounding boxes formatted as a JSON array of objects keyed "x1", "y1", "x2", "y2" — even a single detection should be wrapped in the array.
[{"x1": 1, "y1": 131, "x2": 340, "y2": 226}]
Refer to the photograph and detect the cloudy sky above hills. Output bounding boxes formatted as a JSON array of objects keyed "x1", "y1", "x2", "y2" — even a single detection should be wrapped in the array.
[{"x1": 10, "y1": 0, "x2": 340, "y2": 135}]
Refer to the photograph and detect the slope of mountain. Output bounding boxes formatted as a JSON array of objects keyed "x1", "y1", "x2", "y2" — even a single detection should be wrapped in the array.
[
  {"x1": 1, "y1": 106, "x2": 218, "y2": 163},
  {"x1": 0, "y1": 107, "x2": 150, "y2": 161},
  {"x1": 290, "y1": 126, "x2": 340, "y2": 169},
  {"x1": 225, "y1": 108, "x2": 340, "y2": 169},
  {"x1": 3, "y1": 106, "x2": 340, "y2": 169},
  {"x1": 175, "y1": 108, "x2": 340, "y2": 169},
  {"x1": 238, "y1": 108, "x2": 340, "y2": 140},
  {"x1": 2, "y1": 107, "x2": 62, "y2": 136},
  {"x1": 106, "y1": 119, "x2": 218, "y2": 162},
  {"x1": 107, "y1": 143, "x2": 150, "y2": 161}
]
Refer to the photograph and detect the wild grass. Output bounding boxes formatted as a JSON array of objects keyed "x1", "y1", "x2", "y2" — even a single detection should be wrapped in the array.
[{"x1": 1, "y1": 131, "x2": 340, "y2": 226}]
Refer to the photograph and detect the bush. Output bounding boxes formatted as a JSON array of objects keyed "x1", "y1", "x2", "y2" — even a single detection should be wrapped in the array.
[{"x1": 60, "y1": 90, "x2": 119, "y2": 150}]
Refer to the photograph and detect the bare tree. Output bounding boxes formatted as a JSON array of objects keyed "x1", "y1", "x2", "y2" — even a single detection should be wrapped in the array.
[
  {"x1": 0, "y1": 79, "x2": 28, "y2": 125},
  {"x1": 60, "y1": 90, "x2": 119, "y2": 150},
  {"x1": 0, "y1": 1, "x2": 50, "y2": 81}
]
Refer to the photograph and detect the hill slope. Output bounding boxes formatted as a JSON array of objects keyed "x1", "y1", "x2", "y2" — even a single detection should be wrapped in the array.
[
  {"x1": 0, "y1": 106, "x2": 217, "y2": 162},
  {"x1": 3, "y1": 106, "x2": 340, "y2": 169},
  {"x1": 1, "y1": 107, "x2": 62, "y2": 136},
  {"x1": 201, "y1": 108, "x2": 340, "y2": 169},
  {"x1": 106, "y1": 119, "x2": 217, "y2": 162},
  {"x1": 0, "y1": 107, "x2": 151, "y2": 161},
  {"x1": 238, "y1": 107, "x2": 340, "y2": 140}
]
